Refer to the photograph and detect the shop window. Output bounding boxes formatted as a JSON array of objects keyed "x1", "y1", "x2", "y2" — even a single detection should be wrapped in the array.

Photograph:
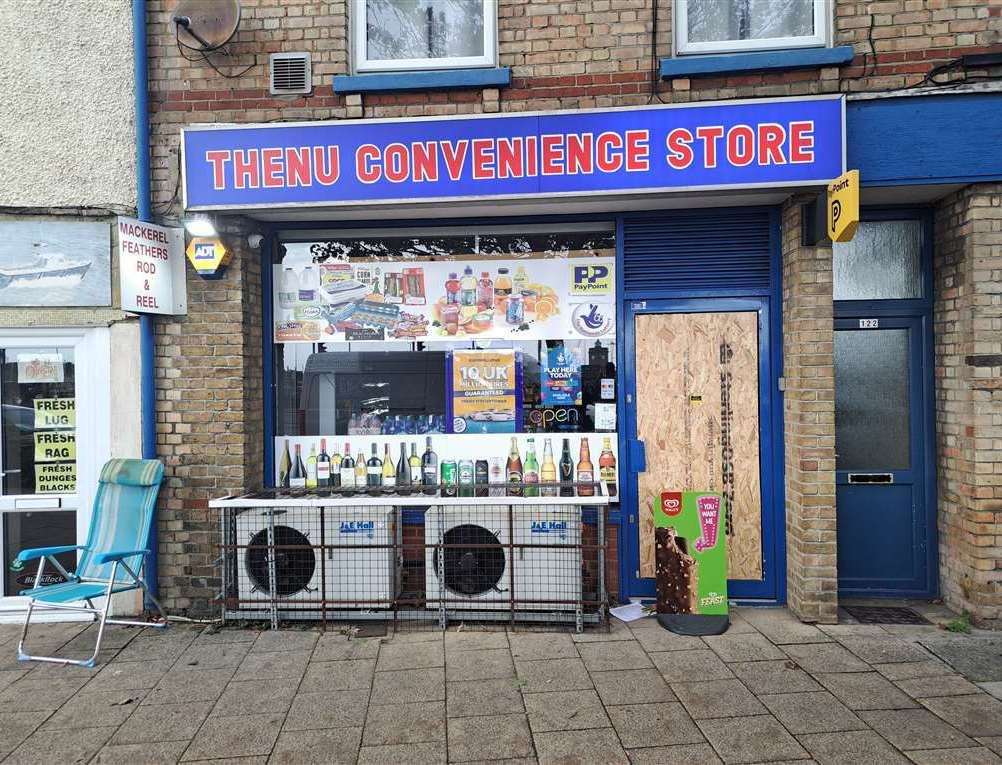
[
  {"x1": 353, "y1": 0, "x2": 497, "y2": 73},
  {"x1": 675, "y1": 0, "x2": 829, "y2": 55},
  {"x1": 271, "y1": 225, "x2": 619, "y2": 496},
  {"x1": 833, "y1": 220, "x2": 924, "y2": 302}
]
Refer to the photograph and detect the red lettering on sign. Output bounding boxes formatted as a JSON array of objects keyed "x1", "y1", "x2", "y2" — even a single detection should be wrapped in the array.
[
  {"x1": 757, "y1": 123, "x2": 787, "y2": 166},
  {"x1": 565, "y1": 133, "x2": 594, "y2": 174},
  {"x1": 383, "y1": 143, "x2": 409, "y2": 183},
  {"x1": 205, "y1": 150, "x2": 231, "y2": 190},
  {"x1": 411, "y1": 142, "x2": 438, "y2": 182},
  {"x1": 595, "y1": 132, "x2": 623, "y2": 173},
  {"x1": 696, "y1": 126, "x2": 725, "y2": 169},
  {"x1": 285, "y1": 147, "x2": 312, "y2": 187},
  {"x1": 313, "y1": 145, "x2": 340, "y2": 185},
  {"x1": 727, "y1": 124, "x2": 755, "y2": 167},
  {"x1": 441, "y1": 140, "x2": 469, "y2": 181},
  {"x1": 540, "y1": 134, "x2": 564, "y2": 175},
  {"x1": 471, "y1": 138, "x2": 495, "y2": 180},
  {"x1": 665, "y1": 128, "x2": 694, "y2": 170},
  {"x1": 355, "y1": 145, "x2": 380, "y2": 184},
  {"x1": 261, "y1": 147, "x2": 284, "y2": 188},
  {"x1": 233, "y1": 149, "x2": 260, "y2": 189},
  {"x1": 625, "y1": 130, "x2": 649, "y2": 171},
  {"x1": 789, "y1": 121, "x2": 815, "y2": 163},
  {"x1": 496, "y1": 137, "x2": 523, "y2": 179}
]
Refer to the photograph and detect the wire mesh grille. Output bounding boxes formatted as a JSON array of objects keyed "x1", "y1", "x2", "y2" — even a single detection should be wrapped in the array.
[{"x1": 218, "y1": 501, "x2": 609, "y2": 632}]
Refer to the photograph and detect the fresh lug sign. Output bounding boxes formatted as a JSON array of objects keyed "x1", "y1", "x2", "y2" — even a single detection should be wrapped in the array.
[{"x1": 182, "y1": 96, "x2": 844, "y2": 211}]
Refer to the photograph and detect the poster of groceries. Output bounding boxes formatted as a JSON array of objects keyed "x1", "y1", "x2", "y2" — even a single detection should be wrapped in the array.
[{"x1": 273, "y1": 254, "x2": 615, "y2": 344}]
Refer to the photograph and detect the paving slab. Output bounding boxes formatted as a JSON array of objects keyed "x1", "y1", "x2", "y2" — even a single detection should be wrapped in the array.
[
  {"x1": 836, "y1": 636, "x2": 935, "y2": 665},
  {"x1": 696, "y1": 714, "x2": 809, "y2": 763},
  {"x1": 516, "y1": 657, "x2": 593, "y2": 693},
  {"x1": 904, "y1": 747, "x2": 1002, "y2": 764},
  {"x1": 231, "y1": 648, "x2": 311, "y2": 682},
  {"x1": 110, "y1": 700, "x2": 213, "y2": 745},
  {"x1": 370, "y1": 666, "x2": 445, "y2": 704},
  {"x1": 362, "y1": 700, "x2": 446, "y2": 746},
  {"x1": 92, "y1": 741, "x2": 189, "y2": 764},
  {"x1": 980, "y1": 682, "x2": 1002, "y2": 701},
  {"x1": 311, "y1": 634, "x2": 382, "y2": 662},
  {"x1": 84, "y1": 658, "x2": 174, "y2": 692},
  {"x1": 815, "y1": 671, "x2": 918, "y2": 710},
  {"x1": 445, "y1": 629, "x2": 510, "y2": 652},
  {"x1": 448, "y1": 713, "x2": 535, "y2": 762},
  {"x1": 142, "y1": 666, "x2": 234, "y2": 705},
  {"x1": 42, "y1": 687, "x2": 147, "y2": 730},
  {"x1": 0, "y1": 669, "x2": 28, "y2": 692},
  {"x1": 606, "y1": 701, "x2": 704, "y2": 748},
  {"x1": 446, "y1": 647, "x2": 515, "y2": 681},
  {"x1": 376, "y1": 639, "x2": 444, "y2": 671},
  {"x1": 736, "y1": 607, "x2": 832, "y2": 645},
  {"x1": 782, "y1": 642, "x2": 871, "y2": 673},
  {"x1": 0, "y1": 676, "x2": 88, "y2": 711},
  {"x1": 571, "y1": 620, "x2": 637, "y2": 642},
  {"x1": 283, "y1": 689, "x2": 369, "y2": 729},
  {"x1": 174, "y1": 640, "x2": 252, "y2": 670},
  {"x1": 299, "y1": 658, "x2": 375, "y2": 692},
  {"x1": 211, "y1": 676, "x2": 300, "y2": 717},
  {"x1": 523, "y1": 689, "x2": 611, "y2": 732},
  {"x1": 577, "y1": 640, "x2": 653, "y2": 672},
  {"x1": 728, "y1": 660, "x2": 822, "y2": 695},
  {"x1": 0, "y1": 711, "x2": 44, "y2": 754},
  {"x1": 920, "y1": 638, "x2": 1002, "y2": 683},
  {"x1": 859, "y1": 708, "x2": 976, "y2": 750},
  {"x1": 250, "y1": 628, "x2": 319, "y2": 654},
  {"x1": 896, "y1": 673, "x2": 982, "y2": 698},
  {"x1": 649, "y1": 649, "x2": 734, "y2": 682},
  {"x1": 448, "y1": 677, "x2": 525, "y2": 718},
  {"x1": 759, "y1": 691, "x2": 867, "y2": 734},
  {"x1": 115, "y1": 632, "x2": 197, "y2": 663},
  {"x1": 797, "y1": 730, "x2": 910, "y2": 764},
  {"x1": 672, "y1": 679, "x2": 767, "y2": 719},
  {"x1": 358, "y1": 741, "x2": 448, "y2": 764},
  {"x1": 4, "y1": 725, "x2": 116, "y2": 765},
  {"x1": 919, "y1": 694, "x2": 1002, "y2": 737},
  {"x1": 626, "y1": 743, "x2": 722, "y2": 764},
  {"x1": 180, "y1": 712, "x2": 285, "y2": 760},
  {"x1": 702, "y1": 632, "x2": 787, "y2": 662},
  {"x1": 62, "y1": 626, "x2": 139, "y2": 652},
  {"x1": 873, "y1": 659, "x2": 957, "y2": 681},
  {"x1": 591, "y1": 668, "x2": 677, "y2": 706},
  {"x1": 629, "y1": 621, "x2": 705, "y2": 652},
  {"x1": 270, "y1": 725, "x2": 362, "y2": 764},
  {"x1": 193, "y1": 627, "x2": 261, "y2": 644},
  {"x1": 978, "y1": 737, "x2": 1002, "y2": 756},
  {"x1": 509, "y1": 631, "x2": 579, "y2": 661},
  {"x1": 533, "y1": 728, "x2": 628, "y2": 764}
]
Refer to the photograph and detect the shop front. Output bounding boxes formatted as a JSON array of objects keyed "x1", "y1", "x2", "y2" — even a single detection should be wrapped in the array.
[{"x1": 183, "y1": 94, "x2": 845, "y2": 618}]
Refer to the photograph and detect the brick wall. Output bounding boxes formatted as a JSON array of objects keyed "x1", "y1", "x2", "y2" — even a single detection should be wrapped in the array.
[
  {"x1": 781, "y1": 199, "x2": 838, "y2": 624},
  {"x1": 934, "y1": 183, "x2": 1002, "y2": 629}
]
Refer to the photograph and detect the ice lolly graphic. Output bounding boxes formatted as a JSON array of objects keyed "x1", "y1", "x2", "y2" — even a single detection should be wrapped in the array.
[{"x1": 694, "y1": 495, "x2": 721, "y2": 552}]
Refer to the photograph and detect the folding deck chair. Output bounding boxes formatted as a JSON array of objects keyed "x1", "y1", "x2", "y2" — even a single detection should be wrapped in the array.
[{"x1": 14, "y1": 458, "x2": 169, "y2": 667}]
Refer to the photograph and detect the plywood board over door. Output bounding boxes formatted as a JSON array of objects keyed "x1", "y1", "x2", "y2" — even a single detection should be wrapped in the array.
[{"x1": 636, "y1": 311, "x2": 763, "y2": 581}]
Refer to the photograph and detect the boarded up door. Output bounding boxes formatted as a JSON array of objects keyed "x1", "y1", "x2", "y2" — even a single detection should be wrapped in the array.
[{"x1": 636, "y1": 311, "x2": 763, "y2": 581}]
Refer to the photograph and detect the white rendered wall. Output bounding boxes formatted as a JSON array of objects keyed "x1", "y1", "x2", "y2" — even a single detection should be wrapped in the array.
[{"x1": 0, "y1": 0, "x2": 137, "y2": 210}]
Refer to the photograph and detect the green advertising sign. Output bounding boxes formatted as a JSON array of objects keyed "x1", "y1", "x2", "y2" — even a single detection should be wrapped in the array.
[{"x1": 654, "y1": 491, "x2": 729, "y2": 635}]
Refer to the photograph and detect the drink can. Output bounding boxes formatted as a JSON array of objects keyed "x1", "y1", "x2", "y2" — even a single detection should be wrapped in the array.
[
  {"x1": 459, "y1": 459, "x2": 475, "y2": 498},
  {"x1": 441, "y1": 460, "x2": 458, "y2": 498},
  {"x1": 474, "y1": 460, "x2": 489, "y2": 497}
]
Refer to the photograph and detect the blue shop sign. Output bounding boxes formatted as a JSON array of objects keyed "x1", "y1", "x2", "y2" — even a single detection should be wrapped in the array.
[{"x1": 182, "y1": 95, "x2": 844, "y2": 211}]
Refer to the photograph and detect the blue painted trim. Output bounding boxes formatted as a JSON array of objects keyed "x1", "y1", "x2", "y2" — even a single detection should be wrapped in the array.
[
  {"x1": 262, "y1": 232, "x2": 276, "y2": 488},
  {"x1": 847, "y1": 93, "x2": 1002, "y2": 187},
  {"x1": 334, "y1": 67, "x2": 511, "y2": 94},
  {"x1": 134, "y1": 0, "x2": 159, "y2": 604},
  {"x1": 660, "y1": 46, "x2": 853, "y2": 79},
  {"x1": 767, "y1": 207, "x2": 787, "y2": 606},
  {"x1": 615, "y1": 215, "x2": 629, "y2": 603}
]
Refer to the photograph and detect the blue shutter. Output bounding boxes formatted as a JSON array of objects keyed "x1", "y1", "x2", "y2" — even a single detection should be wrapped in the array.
[{"x1": 623, "y1": 209, "x2": 773, "y2": 296}]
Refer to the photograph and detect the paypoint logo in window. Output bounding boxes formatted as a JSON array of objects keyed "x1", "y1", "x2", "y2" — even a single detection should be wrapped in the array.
[{"x1": 571, "y1": 264, "x2": 611, "y2": 297}]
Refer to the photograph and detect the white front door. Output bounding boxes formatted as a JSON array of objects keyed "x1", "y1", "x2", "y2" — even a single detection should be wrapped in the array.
[{"x1": 0, "y1": 328, "x2": 110, "y2": 621}]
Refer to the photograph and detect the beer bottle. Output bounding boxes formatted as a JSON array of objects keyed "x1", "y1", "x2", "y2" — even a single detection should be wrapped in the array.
[
  {"x1": 599, "y1": 437, "x2": 617, "y2": 497},
  {"x1": 540, "y1": 438, "x2": 557, "y2": 497},
  {"x1": 576, "y1": 438, "x2": 595, "y2": 497},
  {"x1": 523, "y1": 438, "x2": 539, "y2": 498},
  {"x1": 506, "y1": 437, "x2": 523, "y2": 497},
  {"x1": 558, "y1": 438, "x2": 574, "y2": 497}
]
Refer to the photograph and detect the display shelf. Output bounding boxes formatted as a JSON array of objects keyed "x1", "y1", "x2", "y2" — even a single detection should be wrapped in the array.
[{"x1": 210, "y1": 487, "x2": 610, "y2": 509}]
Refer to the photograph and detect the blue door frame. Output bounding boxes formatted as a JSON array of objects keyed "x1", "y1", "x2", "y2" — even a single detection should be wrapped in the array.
[{"x1": 619, "y1": 296, "x2": 784, "y2": 602}]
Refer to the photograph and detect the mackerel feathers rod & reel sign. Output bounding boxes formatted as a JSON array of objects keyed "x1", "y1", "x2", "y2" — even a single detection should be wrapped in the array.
[{"x1": 181, "y1": 96, "x2": 845, "y2": 211}]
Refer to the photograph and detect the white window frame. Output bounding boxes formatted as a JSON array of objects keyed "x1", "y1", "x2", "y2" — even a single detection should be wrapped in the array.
[
  {"x1": 352, "y1": 0, "x2": 497, "y2": 73},
  {"x1": 674, "y1": 0, "x2": 830, "y2": 56}
]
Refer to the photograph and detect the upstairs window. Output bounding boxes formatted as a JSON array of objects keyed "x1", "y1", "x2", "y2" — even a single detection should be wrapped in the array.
[
  {"x1": 675, "y1": 0, "x2": 828, "y2": 55},
  {"x1": 354, "y1": 0, "x2": 496, "y2": 73}
]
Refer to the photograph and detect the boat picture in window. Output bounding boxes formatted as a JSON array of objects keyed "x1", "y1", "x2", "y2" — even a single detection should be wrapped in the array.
[{"x1": 0, "y1": 220, "x2": 110, "y2": 307}]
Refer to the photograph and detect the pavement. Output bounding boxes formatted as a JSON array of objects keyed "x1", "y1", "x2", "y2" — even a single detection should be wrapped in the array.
[{"x1": 0, "y1": 606, "x2": 1001, "y2": 764}]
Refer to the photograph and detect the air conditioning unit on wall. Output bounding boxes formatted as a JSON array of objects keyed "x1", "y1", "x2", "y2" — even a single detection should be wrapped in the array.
[{"x1": 425, "y1": 506, "x2": 582, "y2": 613}]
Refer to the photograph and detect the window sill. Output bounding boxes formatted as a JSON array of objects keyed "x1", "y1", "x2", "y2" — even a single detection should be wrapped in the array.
[
  {"x1": 660, "y1": 46, "x2": 855, "y2": 79},
  {"x1": 334, "y1": 67, "x2": 512, "y2": 95}
]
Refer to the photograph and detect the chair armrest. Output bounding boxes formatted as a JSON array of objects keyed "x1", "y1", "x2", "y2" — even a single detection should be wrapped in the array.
[
  {"x1": 16, "y1": 545, "x2": 86, "y2": 563},
  {"x1": 94, "y1": 549, "x2": 150, "y2": 565}
]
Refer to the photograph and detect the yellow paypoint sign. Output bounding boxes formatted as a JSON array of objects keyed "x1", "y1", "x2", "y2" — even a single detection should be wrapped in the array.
[
  {"x1": 827, "y1": 169, "x2": 860, "y2": 243},
  {"x1": 186, "y1": 237, "x2": 231, "y2": 278}
]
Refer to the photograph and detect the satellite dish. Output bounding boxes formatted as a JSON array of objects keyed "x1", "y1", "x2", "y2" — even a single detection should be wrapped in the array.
[{"x1": 172, "y1": 0, "x2": 241, "y2": 52}]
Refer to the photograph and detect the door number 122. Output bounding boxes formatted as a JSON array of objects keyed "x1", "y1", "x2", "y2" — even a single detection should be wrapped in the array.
[{"x1": 859, "y1": 318, "x2": 879, "y2": 329}]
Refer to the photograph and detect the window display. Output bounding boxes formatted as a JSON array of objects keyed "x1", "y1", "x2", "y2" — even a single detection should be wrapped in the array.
[{"x1": 272, "y1": 226, "x2": 619, "y2": 494}]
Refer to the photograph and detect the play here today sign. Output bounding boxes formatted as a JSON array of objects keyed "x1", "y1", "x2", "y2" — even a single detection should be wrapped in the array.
[{"x1": 118, "y1": 218, "x2": 187, "y2": 315}]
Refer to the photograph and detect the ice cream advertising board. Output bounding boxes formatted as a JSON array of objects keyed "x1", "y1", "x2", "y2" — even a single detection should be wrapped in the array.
[
  {"x1": 448, "y1": 350, "x2": 522, "y2": 434},
  {"x1": 654, "y1": 491, "x2": 729, "y2": 635},
  {"x1": 273, "y1": 256, "x2": 615, "y2": 344}
]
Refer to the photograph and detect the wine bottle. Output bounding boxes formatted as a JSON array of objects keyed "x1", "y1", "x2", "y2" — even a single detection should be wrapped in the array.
[
  {"x1": 381, "y1": 443, "x2": 395, "y2": 490},
  {"x1": 316, "y1": 439, "x2": 331, "y2": 489},
  {"x1": 329, "y1": 441, "x2": 341, "y2": 488},
  {"x1": 421, "y1": 436, "x2": 438, "y2": 496},
  {"x1": 289, "y1": 444, "x2": 307, "y2": 489},
  {"x1": 306, "y1": 444, "x2": 318, "y2": 489},
  {"x1": 396, "y1": 442, "x2": 410, "y2": 495},
  {"x1": 340, "y1": 443, "x2": 355, "y2": 489},
  {"x1": 408, "y1": 442, "x2": 422, "y2": 485},
  {"x1": 577, "y1": 438, "x2": 595, "y2": 497},
  {"x1": 366, "y1": 444, "x2": 382, "y2": 495},
  {"x1": 355, "y1": 450, "x2": 366, "y2": 489},
  {"x1": 506, "y1": 437, "x2": 523, "y2": 497},
  {"x1": 278, "y1": 439, "x2": 292, "y2": 488},
  {"x1": 540, "y1": 438, "x2": 557, "y2": 497},
  {"x1": 523, "y1": 438, "x2": 539, "y2": 498},
  {"x1": 558, "y1": 438, "x2": 574, "y2": 497},
  {"x1": 599, "y1": 436, "x2": 617, "y2": 497}
]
